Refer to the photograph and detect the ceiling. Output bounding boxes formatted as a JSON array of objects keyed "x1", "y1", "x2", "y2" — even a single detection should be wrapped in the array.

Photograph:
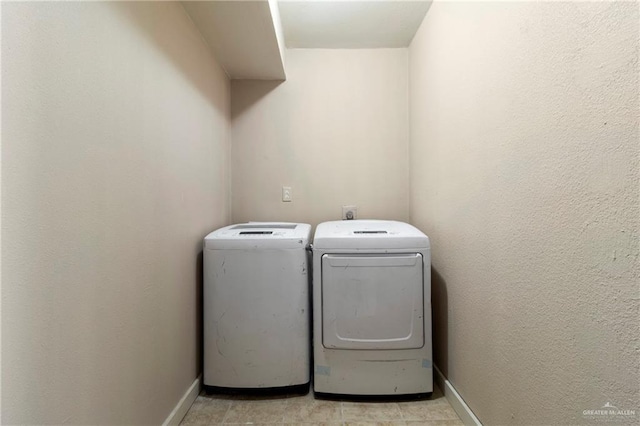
[
  {"x1": 279, "y1": 0, "x2": 432, "y2": 48},
  {"x1": 181, "y1": 1, "x2": 432, "y2": 80}
]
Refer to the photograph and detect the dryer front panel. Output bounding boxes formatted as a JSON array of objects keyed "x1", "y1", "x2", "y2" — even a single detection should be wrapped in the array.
[{"x1": 321, "y1": 253, "x2": 424, "y2": 350}]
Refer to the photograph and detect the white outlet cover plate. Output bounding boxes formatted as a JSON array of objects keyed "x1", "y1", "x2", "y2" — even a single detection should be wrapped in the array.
[{"x1": 282, "y1": 186, "x2": 292, "y2": 202}]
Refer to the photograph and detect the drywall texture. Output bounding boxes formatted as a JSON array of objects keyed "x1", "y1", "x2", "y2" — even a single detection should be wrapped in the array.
[
  {"x1": 410, "y1": 1, "x2": 639, "y2": 424},
  {"x1": 2, "y1": 2, "x2": 230, "y2": 424},
  {"x1": 231, "y1": 49, "x2": 409, "y2": 226}
]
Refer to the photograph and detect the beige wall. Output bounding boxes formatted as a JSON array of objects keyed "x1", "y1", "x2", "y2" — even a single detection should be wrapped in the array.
[
  {"x1": 231, "y1": 49, "x2": 409, "y2": 226},
  {"x1": 409, "y1": 1, "x2": 639, "y2": 424},
  {"x1": 1, "y1": 2, "x2": 230, "y2": 424}
]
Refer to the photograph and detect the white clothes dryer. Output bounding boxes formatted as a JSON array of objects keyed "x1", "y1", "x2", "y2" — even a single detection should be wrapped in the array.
[{"x1": 312, "y1": 220, "x2": 432, "y2": 396}]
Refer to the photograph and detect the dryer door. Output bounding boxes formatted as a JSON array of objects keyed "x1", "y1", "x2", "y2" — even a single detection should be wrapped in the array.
[{"x1": 322, "y1": 253, "x2": 424, "y2": 350}]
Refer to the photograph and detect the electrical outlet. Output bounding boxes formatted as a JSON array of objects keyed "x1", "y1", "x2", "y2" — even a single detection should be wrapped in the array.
[
  {"x1": 282, "y1": 186, "x2": 292, "y2": 202},
  {"x1": 342, "y1": 205, "x2": 357, "y2": 220}
]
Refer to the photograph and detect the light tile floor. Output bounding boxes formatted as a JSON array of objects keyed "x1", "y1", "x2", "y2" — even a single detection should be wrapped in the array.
[{"x1": 180, "y1": 385, "x2": 463, "y2": 426}]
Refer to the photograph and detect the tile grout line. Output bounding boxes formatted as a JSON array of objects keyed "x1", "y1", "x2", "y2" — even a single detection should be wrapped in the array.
[
  {"x1": 281, "y1": 394, "x2": 289, "y2": 424},
  {"x1": 219, "y1": 399, "x2": 232, "y2": 425},
  {"x1": 392, "y1": 402, "x2": 401, "y2": 423},
  {"x1": 399, "y1": 400, "x2": 406, "y2": 422}
]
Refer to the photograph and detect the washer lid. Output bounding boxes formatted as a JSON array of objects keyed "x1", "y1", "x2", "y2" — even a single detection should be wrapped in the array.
[
  {"x1": 313, "y1": 220, "x2": 429, "y2": 250},
  {"x1": 204, "y1": 222, "x2": 312, "y2": 249}
]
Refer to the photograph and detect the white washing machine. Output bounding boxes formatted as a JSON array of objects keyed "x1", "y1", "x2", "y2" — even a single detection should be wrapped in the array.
[
  {"x1": 312, "y1": 220, "x2": 432, "y2": 396},
  {"x1": 203, "y1": 222, "x2": 311, "y2": 393}
]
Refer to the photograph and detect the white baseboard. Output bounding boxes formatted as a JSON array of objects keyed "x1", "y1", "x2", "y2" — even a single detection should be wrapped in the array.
[
  {"x1": 434, "y1": 365, "x2": 482, "y2": 426},
  {"x1": 163, "y1": 375, "x2": 201, "y2": 426}
]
